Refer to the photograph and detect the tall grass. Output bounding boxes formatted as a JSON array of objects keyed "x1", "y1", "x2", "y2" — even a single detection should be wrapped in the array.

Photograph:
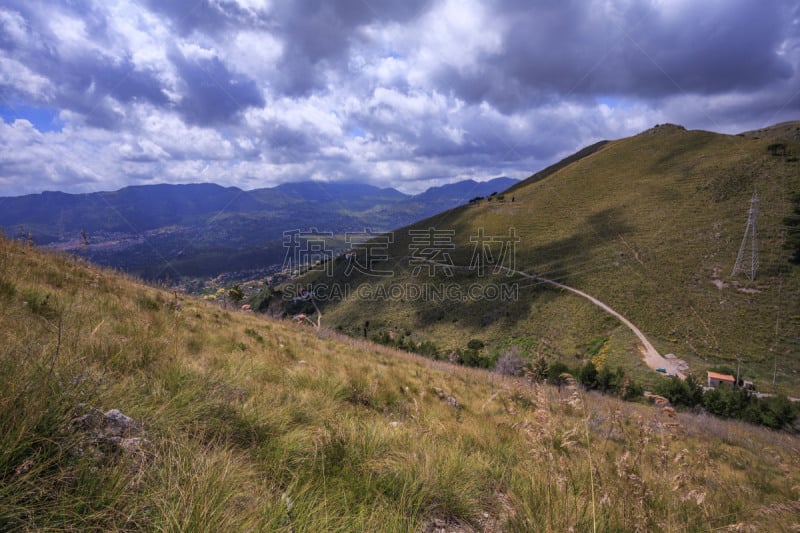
[{"x1": 1, "y1": 235, "x2": 799, "y2": 531}]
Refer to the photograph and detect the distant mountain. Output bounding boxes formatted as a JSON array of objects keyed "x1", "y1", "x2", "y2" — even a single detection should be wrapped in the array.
[
  {"x1": 0, "y1": 177, "x2": 518, "y2": 279},
  {"x1": 406, "y1": 177, "x2": 518, "y2": 218}
]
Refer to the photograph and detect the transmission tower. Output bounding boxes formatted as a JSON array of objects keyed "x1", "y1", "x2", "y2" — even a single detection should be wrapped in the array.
[{"x1": 731, "y1": 191, "x2": 759, "y2": 281}]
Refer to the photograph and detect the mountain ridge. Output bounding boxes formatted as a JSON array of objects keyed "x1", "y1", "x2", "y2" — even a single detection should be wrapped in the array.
[{"x1": 0, "y1": 177, "x2": 518, "y2": 279}]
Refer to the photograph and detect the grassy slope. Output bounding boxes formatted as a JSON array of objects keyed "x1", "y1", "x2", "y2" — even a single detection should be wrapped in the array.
[
  {"x1": 2, "y1": 236, "x2": 800, "y2": 531},
  {"x1": 299, "y1": 123, "x2": 800, "y2": 394}
]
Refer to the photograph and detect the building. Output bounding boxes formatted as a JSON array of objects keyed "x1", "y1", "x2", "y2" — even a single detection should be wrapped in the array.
[{"x1": 707, "y1": 371, "x2": 736, "y2": 388}]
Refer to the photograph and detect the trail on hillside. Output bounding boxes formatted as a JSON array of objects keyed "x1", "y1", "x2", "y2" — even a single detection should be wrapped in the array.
[
  {"x1": 416, "y1": 257, "x2": 687, "y2": 378},
  {"x1": 510, "y1": 269, "x2": 686, "y2": 379}
]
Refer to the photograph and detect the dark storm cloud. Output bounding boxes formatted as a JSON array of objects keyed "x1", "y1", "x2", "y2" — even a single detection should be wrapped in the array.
[
  {"x1": 259, "y1": 122, "x2": 322, "y2": 164},
  {"x1": 434, "y1": 0, "x2": 797, "y2": 112},
  {"x1": 0, "y1": 1, "x2": 168, "y2": 128},
  {"x1": 140, "y1": 0, "x2": 432, "y2": 96},
  {"x1": 269, "y1": 0, "x2": 432, "y2": 95},
  {"x1": 171, "y1": 50, "x2": 264, "y2": 126},
  {"x1": 57, "y1": 56, "x2": 170, "y2": 129},
  {"x1": 0, "y1": 0, "x2": 265, "y2": 129}
]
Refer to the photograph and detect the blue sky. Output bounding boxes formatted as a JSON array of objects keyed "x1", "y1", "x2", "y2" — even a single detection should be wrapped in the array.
[
  {"x1": 0, "y1": 102, "x2": 63, "y2": 132},
  {"x1": 0, "y1": 0, "x2": 798, "y2": 197}
]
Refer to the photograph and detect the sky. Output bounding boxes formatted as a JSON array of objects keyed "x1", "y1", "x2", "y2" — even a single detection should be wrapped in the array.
[{"x1": 0, "y1": 0, "x2": 798, "y2": 197}]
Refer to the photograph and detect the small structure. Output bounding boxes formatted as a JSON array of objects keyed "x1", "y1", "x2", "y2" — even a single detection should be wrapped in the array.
[{"x1": 707, "y1": 371, "x2": 736, "y2": 388}]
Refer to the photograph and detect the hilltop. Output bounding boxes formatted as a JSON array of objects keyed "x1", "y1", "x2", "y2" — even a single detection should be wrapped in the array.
[
  {"x1": 2, "y1": 228, "x2": 800, "y2": 531},
  {"x1": 286, "y1": 122, "x2": 800, "y2": 394}
]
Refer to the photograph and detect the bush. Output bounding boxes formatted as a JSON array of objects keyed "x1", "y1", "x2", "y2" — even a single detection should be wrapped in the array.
[
  {"x1": 578, "y1": 361, "x2": 598, "y2": 389},
  {"x1": 654, "y1": 375, "x2": 704, "y2": 408},
  {"x1": 467, "y1": 339, "x2": 485, "y2": 351},
  {"x1": 546, "y1": 362, "x2": 570, "y2": 386},
  {"x1": 618, "y1": 375, "x2": 644, "y2": 401},
  {"x1": 460, "y1": 348, "x2": 494, "y2": 369},
  {"x1": 495, "y1": 346, "x2": 526, "y2": 376},
  {"x1": 596, "y1": 365, "x2": 615, "y2": 392},
  {"x1": 528, "y1": 356, "x2": 549, "y2": 383},
  {"x1": 755, "y1": 394, "x2": 799, "y2": 429},
  {"x1": 703, "y1": 387, "x2": 799, "y2": 429}
]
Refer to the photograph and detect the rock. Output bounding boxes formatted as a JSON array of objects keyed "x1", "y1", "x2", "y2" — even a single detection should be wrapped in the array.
[
  {"x1": 119, "y1": 437, "x2": 148, "y2": 454},
  {"x1": 446, "y1": 396, "x2": 460, "y2": 409},
  {"x1": 70, "y1": 407, "x2": 150, "y2": 466},
  {"x1": 71, "y1": 407, "x2": 104, "y2": 431},
  {"x1": 103, "y1": 409, "x2": 141, "y2": 438}
]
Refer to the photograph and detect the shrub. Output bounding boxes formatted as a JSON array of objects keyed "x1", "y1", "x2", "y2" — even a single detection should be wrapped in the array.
[
  {"x1": 596, "y1": 365, "x2": 615, "y2": 392},
  {"x1": 577, "y1": 361, "x2": 598, "y2": 389},
  {"x1": 654, "y1": 375, "x2": 704, "y2": 408},
  {"x1": 546, "y1": 362, "x2": 570, "y2": 386},
  {"x1": 495, "y1": 346, "x2": 526, "y2": 376},
  {"x1": 460, "y1": 348, "x2": 495, "y2": 369},
  {"x1": 0, "y1": 278, "x2": 15, "y2": 300},
  {"x1": 417, "y1": 340, "x2": 439, "y2": 357},
  {"x1": 467, "y1": 339, "x2": 485, "y2": 351},
  {"x1": 528, "y1": 356, "x2": 549, "y2": 383}
]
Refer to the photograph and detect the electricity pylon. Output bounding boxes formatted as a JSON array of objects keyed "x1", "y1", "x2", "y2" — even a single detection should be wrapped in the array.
[{"x1": 731, "y1": 191, "x2": 759, "y2": 281}]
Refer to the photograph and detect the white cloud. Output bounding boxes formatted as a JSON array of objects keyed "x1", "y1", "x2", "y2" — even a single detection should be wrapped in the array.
[
  {"x1": 0, "y1": 7, "x2": 29, "y2": 45},
  {"x1": 0, "y1": 56, "x2": 54, "y2": 100},
  {"x1": 0, "y1": 0, "x2": 796, "y2": 197}
]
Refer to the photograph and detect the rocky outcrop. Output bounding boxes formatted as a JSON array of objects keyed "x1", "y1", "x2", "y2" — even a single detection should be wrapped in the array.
[{"x1": 70, "y1": 406, "x2": 151, "y2": 469}]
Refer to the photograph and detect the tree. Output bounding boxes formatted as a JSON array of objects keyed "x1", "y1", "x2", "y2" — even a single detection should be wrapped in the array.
[
  {"x1": 596, "y1": 365, "x2": 615, "y2": 392},
  {"x1": 654, "y1": 376, "x2": 703, "y2": 408},
  {"x1": 228, "y1": 285, "x2": 244, "y2": 307},
  {"x1": 578, "y1": 361, "x2": 598, "y2": 389},
  {"x1": 547, "y1": 361, "x2": 570, "y2": 386}
]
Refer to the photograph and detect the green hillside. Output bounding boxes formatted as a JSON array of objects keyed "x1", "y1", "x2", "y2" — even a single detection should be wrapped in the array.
[
  {"x1": 288, "y1": 123, "x2": 800, "y2": 394},
  {"x1": 4, "y1": 219, "x2": 800, "y2": 531}
]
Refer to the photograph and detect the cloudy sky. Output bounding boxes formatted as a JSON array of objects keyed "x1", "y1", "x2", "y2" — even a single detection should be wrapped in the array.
[{"x1": 0, "y1": 0, "x2": 798, "y2": 197}]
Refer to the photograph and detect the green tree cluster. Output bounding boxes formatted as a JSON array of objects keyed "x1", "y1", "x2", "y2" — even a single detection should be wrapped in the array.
[{"x1": 654, "y1": 376, "x2": 799, "y2": 430}]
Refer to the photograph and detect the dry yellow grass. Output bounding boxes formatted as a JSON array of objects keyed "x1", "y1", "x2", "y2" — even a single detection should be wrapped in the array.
[{"x1": 1, "y1": 235, "x2": 799, "y2": 531}]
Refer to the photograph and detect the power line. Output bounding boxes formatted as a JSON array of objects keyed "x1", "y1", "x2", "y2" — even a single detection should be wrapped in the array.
[{"x1": 731, "y1": 190, "x2": 760, "y2": 281}]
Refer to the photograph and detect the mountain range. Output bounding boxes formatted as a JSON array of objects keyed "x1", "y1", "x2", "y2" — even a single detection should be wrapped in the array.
[{"x1": 0, "y1": 177, "x2": 517, "y2": 279}]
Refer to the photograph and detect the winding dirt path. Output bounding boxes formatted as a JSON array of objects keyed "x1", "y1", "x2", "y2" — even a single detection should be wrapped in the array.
[
  {"x1": 420, "y1": 257, "x2": 686, "y2": 378},
  {"x1": 508, "y1": 269, "x2": 686, "y2": 379}
]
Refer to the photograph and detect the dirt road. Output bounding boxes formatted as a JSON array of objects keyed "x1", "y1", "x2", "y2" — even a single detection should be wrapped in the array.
[
  {"x1": 510, "y1": 269, "x2": 687, "y2": 379},
  {"x1": 422, "y1": 257, "x2": 686, "y2": 379}
]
